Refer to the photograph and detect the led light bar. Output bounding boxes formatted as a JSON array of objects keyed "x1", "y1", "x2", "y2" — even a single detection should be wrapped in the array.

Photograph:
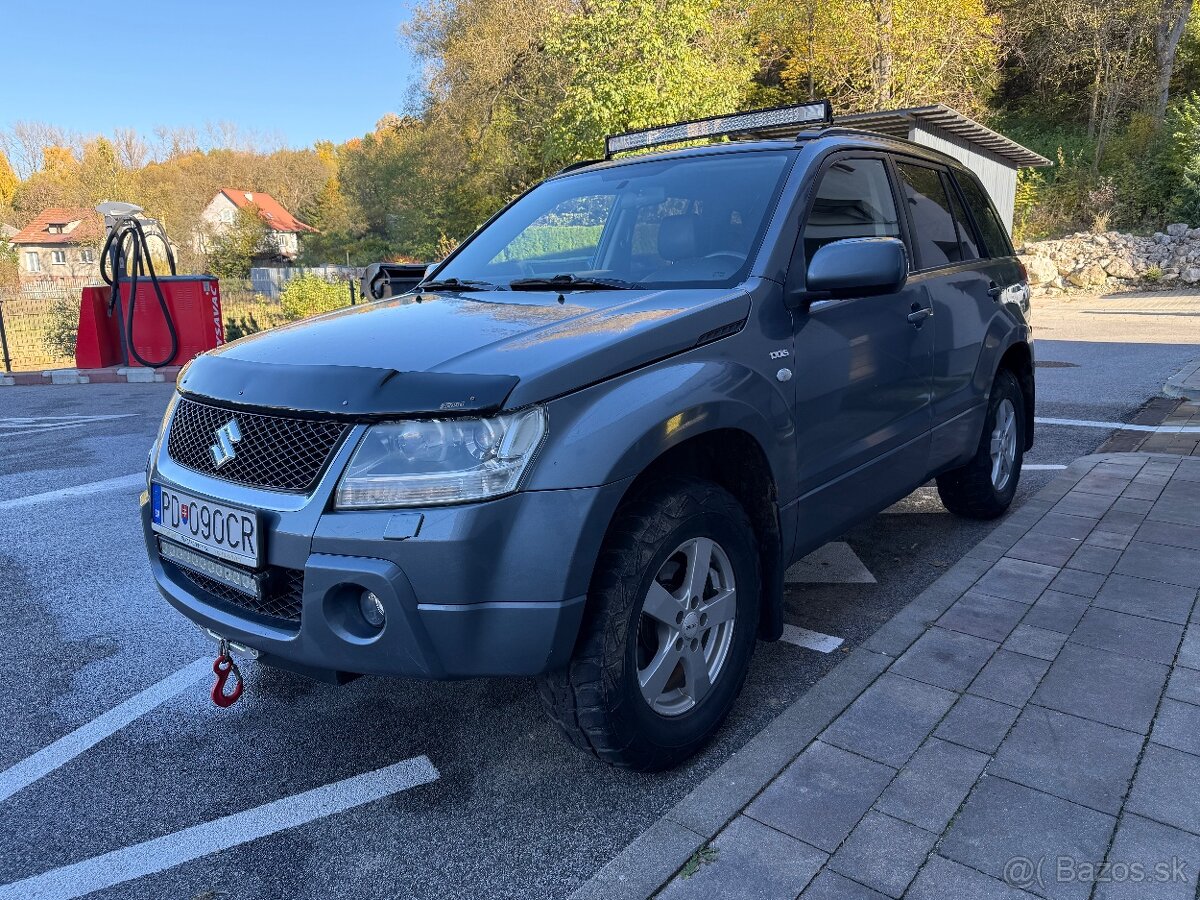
[{"x1": 605, "y1": 100, "x2": 833, "y2": 157}]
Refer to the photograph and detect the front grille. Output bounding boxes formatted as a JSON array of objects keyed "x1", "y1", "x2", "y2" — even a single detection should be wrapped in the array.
[
  {"x1": 166, "y1": 397, "x2": 349, "y2": 493},
  {"x1": 175, "y1": 563, "x2": 305, "y2": 625}
]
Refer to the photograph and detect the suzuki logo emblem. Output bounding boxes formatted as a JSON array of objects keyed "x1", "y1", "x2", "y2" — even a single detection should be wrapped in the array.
[{"x1": 210, "y1": 419, "x2": 243, "y2": 469}]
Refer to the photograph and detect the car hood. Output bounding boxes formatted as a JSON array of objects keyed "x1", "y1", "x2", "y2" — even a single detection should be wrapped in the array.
[{"x1": 179, "y1": 287, "x2": 751, "y2": 418}]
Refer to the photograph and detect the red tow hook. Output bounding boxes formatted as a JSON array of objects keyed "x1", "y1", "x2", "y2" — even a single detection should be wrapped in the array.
[{"x1": 211, "y1": 639, "x2": 244, "y2": 708}]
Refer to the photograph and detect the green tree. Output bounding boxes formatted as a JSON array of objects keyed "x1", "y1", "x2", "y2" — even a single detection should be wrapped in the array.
[
  {"x1": 1166, "y1": 92, "x2": 1200, "y2": 221},
  {"x1": 205, "y1": 205, "x2": 269, "y2": 279},
  {"x1": 542, "y1": 0, "x2": 755, "y2": 161}
]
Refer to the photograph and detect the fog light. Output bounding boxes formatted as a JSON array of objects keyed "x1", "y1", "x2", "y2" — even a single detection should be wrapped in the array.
[{"x1": 359, "y1": 591, "x2": 386, "y2": 628}]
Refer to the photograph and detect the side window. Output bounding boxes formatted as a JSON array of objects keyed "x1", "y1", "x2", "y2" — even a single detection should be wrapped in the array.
[
  {"x1": 956, "y1": 174, "x2": 1013, "y2": 258},
  {"x1": 802, "y1": 158, "x2": 901, "y2": 262},
  {"x1": 946, "y1": 177, "x2": 980, "y2": 261},
  {"x1": 895, "y1": 162, "x2": 962, "y2": 269}
]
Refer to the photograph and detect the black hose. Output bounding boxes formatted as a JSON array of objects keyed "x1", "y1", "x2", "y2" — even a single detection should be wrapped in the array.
[{"x1": 100, "y1": 215, "x2": 179, "y2": 368}]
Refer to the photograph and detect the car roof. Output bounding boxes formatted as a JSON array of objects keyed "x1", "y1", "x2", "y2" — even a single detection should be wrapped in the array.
[{"x1": 551, "y1": 129, "x2": 977, "y2": 182}]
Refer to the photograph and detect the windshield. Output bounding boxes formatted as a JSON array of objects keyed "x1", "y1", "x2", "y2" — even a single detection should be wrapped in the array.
[{"x1": 433, "y1": 150, "x2": 796, "y2": 290}]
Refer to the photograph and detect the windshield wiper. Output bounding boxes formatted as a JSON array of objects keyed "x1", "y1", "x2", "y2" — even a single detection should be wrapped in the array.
[
  {"x1": 416, "y1": 278, "x2": 499, "y2": 292},
  {"x1": 508, "y1": 274, "x2": 638, "y2": 291}
]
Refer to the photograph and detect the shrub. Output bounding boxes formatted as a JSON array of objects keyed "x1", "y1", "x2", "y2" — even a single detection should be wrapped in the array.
[
  {"x1": 279, "y1": 274, "x2": 351, "y2": 322},
  {"x1": 224, "y1": 314, "x2": 263, "y2": 341},
  {"x1": 42, "y1": 296, "x2": 79, "y2": 360}
]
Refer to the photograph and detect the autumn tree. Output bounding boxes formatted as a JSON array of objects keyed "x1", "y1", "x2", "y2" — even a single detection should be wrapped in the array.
[
  {"x1": 1154, "y1": 0, "x2": 1197, "y2": 121},
  {"x1": 753, "y1": 0, "x2": 1001, "y2": 116},
  {"x1": 999, "y1": 0, "x2": 1155, "y2": 147},
  {"x1": 0, "y1": 151, "x2": 17, "y2": 208}
]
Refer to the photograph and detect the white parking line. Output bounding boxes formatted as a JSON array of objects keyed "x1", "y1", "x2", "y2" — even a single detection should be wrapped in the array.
[
  {"x1": 1035, "y1": 416, "x2": 1200, "y2": 434},
  {"x1": 1, "y1": 423, "x2": 93, "y2": 437},
  {"x1": 1023, "y1": 464, "x2": 1068, "y2": 470},
  {"x1": 0, "y1": 414, "x2": 137, "y2": 426},
  {"x1": 0, "y1": 658, "x2": 210, "y2": 805},
  {"x1": 0, "y1": 414, "x2": 137, "y2": 438},
  {"x1": 0, "y1": 473, "x2": 144, "y2": 511},
  {"x1": 0, "y1": 756, "x2": 439, "y2": 900},
  {"x1": 779, "y1": 625, "x2": 844, "y2": 653}
]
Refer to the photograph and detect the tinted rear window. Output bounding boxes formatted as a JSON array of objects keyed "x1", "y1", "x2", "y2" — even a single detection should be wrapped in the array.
[
  {"x1": 895, "y1": 162, "x2": 962, "y2": 269},
  {"x1": 947, "y1": 181, "x2": 980, "y2": 261},
  {"x1": 956, "y1": 174, "x2": 1013, "y2": 258}
]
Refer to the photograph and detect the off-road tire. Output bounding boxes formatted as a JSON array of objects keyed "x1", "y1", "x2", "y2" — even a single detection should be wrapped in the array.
[
  {"x1": 936, "y1": 369, "x2": 1025, "y2": 519},
  {"x1": 537, "y1": 477, "x2": 760, "y2": 771}
]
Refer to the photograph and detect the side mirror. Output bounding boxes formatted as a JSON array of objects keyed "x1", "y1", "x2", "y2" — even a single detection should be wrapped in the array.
[{"x1": 794, "y1": 237, "x2": 908, "y2": 307}]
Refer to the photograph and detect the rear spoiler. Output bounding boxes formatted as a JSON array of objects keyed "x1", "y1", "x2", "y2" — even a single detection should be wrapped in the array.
[{"x1": 361, "y1": 262, "x2": 430, "y2": 300}]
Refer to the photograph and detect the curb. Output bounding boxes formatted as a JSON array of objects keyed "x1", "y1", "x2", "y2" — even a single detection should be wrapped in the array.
[
  {"x1": 568, "y1": 453, "x2": 1121, "y2": 900},
  {"x1": 0, "y1": 366, "x2": 182, "y2": 387},
  {"x1": 1163, "y1": 356, "x2": 1200, "y2": 401}
]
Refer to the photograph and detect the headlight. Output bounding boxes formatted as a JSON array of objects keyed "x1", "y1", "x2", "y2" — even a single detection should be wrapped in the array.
[{"x1": 335, "y1": 406, "x2": 548, "y2": 508}]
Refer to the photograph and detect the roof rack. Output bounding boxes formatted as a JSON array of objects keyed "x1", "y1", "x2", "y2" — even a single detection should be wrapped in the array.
[
  {"x1": 792, "y1": 126, "x2": 885, "y2": 143},
  {"x1": 604, "y1": 100, "x2": 833, "y2": 158},
  {"x1": 555, "y1": 158, "x2": 603, "y2": 175}
]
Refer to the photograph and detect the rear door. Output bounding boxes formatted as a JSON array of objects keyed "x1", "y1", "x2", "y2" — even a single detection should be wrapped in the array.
[
  {"x1": 891, "y1": 159, "x2": 1004, "y2": 471},
  {"x1": 790, "y1": 152, "x2": 934, "y2": 549}
]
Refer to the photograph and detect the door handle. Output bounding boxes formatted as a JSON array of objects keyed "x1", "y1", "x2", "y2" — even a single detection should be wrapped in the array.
[
  {"x1": 987, "y1": 281, "x2": 1004, "y2": 300},
  {"x1": 907, "y1": 304, "x2": 934, "y2": 325}
]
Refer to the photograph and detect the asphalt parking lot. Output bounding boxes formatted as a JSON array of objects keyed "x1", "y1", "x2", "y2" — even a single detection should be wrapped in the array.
[{"x1": 2, "y1": 294, "x2": 1199, "y2": 900}]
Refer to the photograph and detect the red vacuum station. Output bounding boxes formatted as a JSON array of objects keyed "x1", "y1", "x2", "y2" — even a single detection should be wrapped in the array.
[{"x1": 75, "y1": 202, "x2": 225, "y2": 370}]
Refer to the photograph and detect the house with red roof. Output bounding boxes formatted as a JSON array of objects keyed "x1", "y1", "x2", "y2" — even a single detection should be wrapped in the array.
[
  {"x1": 9, "y1": 207, "x2": 105, "y2": 282},
  {"x1": 197, "y1": 189, "x2": 316, "y2": 261}
]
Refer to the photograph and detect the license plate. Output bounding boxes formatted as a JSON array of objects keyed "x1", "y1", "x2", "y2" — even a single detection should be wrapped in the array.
[{"x1": 151, "y1": 483, "x2": 261, "y2": 566}]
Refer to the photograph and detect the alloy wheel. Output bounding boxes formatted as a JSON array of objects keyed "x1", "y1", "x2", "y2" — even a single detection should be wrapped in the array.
[
  {"x1": 636, "y1": 537, "x2": 737, "y2": 717},
  {"x1": 990, "y1": 397, "x2": 1018, "y2": 492}
]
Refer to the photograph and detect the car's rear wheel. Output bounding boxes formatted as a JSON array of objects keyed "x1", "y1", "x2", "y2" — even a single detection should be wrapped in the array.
[
  {"x1": 936, "y1": 369, "x2": 1025, "y2": 519},
  {"x1": 537, "y1": 477, "x2": 759, "y2": 771}
]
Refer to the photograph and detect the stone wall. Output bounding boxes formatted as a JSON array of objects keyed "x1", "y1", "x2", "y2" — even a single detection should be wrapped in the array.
[{"x1": 1018, "y1": 223, "x2": 1200, "y2": 295}]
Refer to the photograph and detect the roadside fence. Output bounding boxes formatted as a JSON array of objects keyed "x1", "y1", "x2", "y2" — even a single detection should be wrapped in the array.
[{"x1": 0, "y1": 272, "x2": 364, "y2": 373}]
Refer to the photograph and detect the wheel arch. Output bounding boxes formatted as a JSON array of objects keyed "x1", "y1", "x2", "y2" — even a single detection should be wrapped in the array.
[
  {"x1": 997, "y1": 340, "x2": 1035, "y2": 450},
  {"x1": 603, "y1": 428, "x2": 785, "y2": 642},
  {"x1": 531, "y1": 359, "x2": 796, "y2": 644}
]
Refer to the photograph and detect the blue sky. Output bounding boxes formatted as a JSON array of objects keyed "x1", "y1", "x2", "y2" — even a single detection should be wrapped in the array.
[{"x1": 2, "y1": 1, "x2": 421, "y2": 149}]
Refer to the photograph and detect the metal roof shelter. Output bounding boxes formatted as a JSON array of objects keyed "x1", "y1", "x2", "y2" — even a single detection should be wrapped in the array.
[
  {"x1": 828, "y1": 105, "x2": 1051, "y2": 233},
  {"x1": 835, "y1": 105, "x2": 1051, "y2": 169}
]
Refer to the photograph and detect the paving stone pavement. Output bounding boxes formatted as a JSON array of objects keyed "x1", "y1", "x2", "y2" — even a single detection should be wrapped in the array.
[{"x1": 572, "y1": 454, "x2": 1200, "y2": 900}]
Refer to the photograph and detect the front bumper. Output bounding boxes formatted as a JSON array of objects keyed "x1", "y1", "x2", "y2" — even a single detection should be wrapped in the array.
[{"x1": 141, "y1": 477, "x2": 629, "y2": 681}]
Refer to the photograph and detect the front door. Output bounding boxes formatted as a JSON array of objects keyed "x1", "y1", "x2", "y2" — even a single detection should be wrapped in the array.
[{"x1": 790, "y1": 154, "x2": 934, "y2": 551}]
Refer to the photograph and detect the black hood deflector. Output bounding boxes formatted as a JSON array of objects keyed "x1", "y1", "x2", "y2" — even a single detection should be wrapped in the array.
[{"x1": 178, "y1": 356, "x2": 519, "y2": 420}]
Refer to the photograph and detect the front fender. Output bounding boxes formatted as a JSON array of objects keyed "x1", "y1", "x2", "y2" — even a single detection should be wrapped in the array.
[{"x1": 527, "y1": 357, "x2": 796, "y2": 499}]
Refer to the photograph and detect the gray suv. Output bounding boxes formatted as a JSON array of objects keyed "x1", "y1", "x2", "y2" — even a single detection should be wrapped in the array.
[{"x1": 143, "y1": 103, "x2": 1033, "y2": 770}]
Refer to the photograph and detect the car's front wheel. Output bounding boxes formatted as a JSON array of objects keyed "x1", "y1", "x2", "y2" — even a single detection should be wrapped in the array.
[{"x1": 537, "y1": 477, "x2": 760, "y2": 771}]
